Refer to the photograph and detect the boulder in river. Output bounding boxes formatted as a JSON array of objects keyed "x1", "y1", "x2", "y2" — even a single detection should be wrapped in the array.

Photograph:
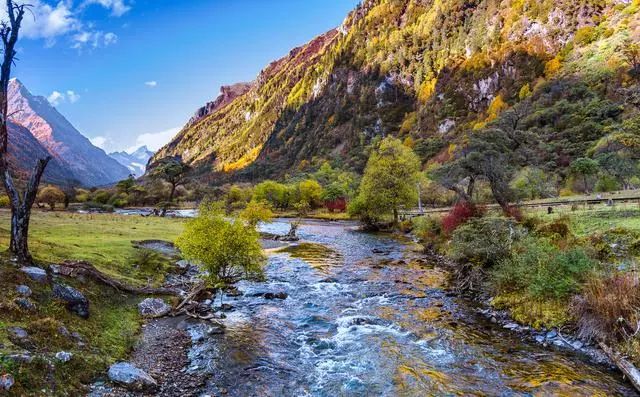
[
  {"x1": 138, "y1": 298, "x2": 171, "y2": 318},
  {"x1": 19, "y1": 266, "x2": 48, "y2": 283},
  {"x1": 52, "y1": 283, "x2": 90, "y2": 319},
  {"x1": 249, "y1": 291, "x2": 289, "y2": 300},
  {"x1": 108, "y1": 362, "x2": 157, "y2": 391},
  {"x1": 264, "y1": 292, "x2": 288, "y2": 300}
]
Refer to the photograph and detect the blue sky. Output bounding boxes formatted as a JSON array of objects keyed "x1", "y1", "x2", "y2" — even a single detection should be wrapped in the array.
[{"x1": 11, "y1": 0, "x2": 359, "y2": 153}]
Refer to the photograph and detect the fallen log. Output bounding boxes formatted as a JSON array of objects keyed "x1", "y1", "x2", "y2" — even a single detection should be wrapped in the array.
[
  {"x1": 53, "y1": 260, "x2": 182, "y2": 296},
  {"x1": 173, "y1": 282, "x2": 206, "y2": 312},
  {"x1": 599, "y1": 341, "x2": 640, "y2": 393}
]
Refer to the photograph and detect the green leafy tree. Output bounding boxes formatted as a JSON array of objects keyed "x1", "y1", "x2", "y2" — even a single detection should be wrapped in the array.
[
  {"x1": 596, "y1": 153, "x2": 637, "y2": 190},
  {"x1": 297, "y1": 179, "x2": 323, "y2": 208},
  {"x1": 150, "y1": 158, "x2": 190, "y2": 215},
  {"x1": 510, "y1": 167, "x2": 557, "y2": 200},
  {"x1": 253, "y1": 180, "x2": 290, "y2": 210},
  {"x1": 116, "y1": 175, "x2": 136, "y2": 194},
  {"x1": 240, "y1": 200, "x2": 274, "y2": 227},
  {"x1": 37, "y1": 186, "x2": 66, "y2": 210},
  {"x1": 225, "y1": 185, "x2": 252, "y2": 212},
  {"x1": 570, "y1": 158, "x2": 599, "y2": 193},
  {"x1": 349, "y1": 136, "x2": 421, "y2": 225},
  {"x1": 175, "y1": 202, "x2": 265, "y2": 289}
]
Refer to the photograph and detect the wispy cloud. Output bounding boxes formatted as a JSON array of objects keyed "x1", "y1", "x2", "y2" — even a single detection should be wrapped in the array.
[
  {"x1": 72, "y1": 30, "x2": 118, "y2": 49},
  {"x1": 144, "y1": 81, "x2": 157, "y2": 88},
  {"x1": 82, "y1": 0, "x2": 132, "y2": 17},
  {"x1": 90, "y1": 135, "x2": 110, "y2": 149},
  {"x1": 47, "y1": 90, "x2": 81, "y2": 106}
]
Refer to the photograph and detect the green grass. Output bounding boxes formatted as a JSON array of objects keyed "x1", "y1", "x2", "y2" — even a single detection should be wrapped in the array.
[
  {"x1": 0, "y1": 210, "x2": 185, "y2": 285},
  {"x1": 0, "y1": 210, "x2": 185, "y2": 395},
  {"x1": 525, "y1": 203, "x2": 640, "y2": 237}
]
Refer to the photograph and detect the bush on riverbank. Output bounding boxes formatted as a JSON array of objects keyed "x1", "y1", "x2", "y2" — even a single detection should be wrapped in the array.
[
  {"x1": 411, "y1": 207, "x2": 640, "y2": 344},
  {"x1": 176, "y1": 202, "x2": 265, "y2": 289}
]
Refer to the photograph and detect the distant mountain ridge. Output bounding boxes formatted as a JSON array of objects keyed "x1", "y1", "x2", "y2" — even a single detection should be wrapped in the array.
[
  {"x1": 109, "y1": 146, "x2": 154, "y2": 177},
  {"x1": 8, "y1": 79, "x2": 130, "y2": 187}
]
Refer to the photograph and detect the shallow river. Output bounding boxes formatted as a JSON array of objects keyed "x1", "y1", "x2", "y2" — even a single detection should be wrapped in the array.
[{"x1": 184, "y1": 219, "x2": 635, "y2": 396}]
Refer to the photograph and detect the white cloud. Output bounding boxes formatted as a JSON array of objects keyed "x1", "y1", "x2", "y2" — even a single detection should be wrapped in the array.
[
  {"x1": 0, "y1": 0, "x2": 129, "y2": 48},
  {"x1": 144, "y1": 81, "x2": 157, "y2": 88},
  {"x1": 71, "y1": 30, "x2": 118, "y2": 49},
  {"x1": 66, "y1": 90, "x2": 80, "y2": 103},
  {"x1": 47, "y1": 90, "x2": 64, "y2": 106},
  {"x1": 4, "y1": 0, "x2": 79, "y2": 42},
  {"x1": 47, "y1": 89, "x2": 81, "y2": 106},
  {"x1": 82, "y1": 0, "x2": 131, "y2": 17},
  {"x1": 129, "y1": 127, "x2": 180, "y2": 152},
  {"x1": 90, "y1": 135, "x2": 110, "y2": 149}
]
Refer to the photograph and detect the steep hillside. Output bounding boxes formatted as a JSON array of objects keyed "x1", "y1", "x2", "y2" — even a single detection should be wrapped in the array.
[
  {"x1": 153, "y1": 0, "x2": 640, "y2": 183},
  {"x1": 8, "y1": 79, "x2": 130, "y2": 187},
  {"x1": 109, "y1": 146, "x2": 154, "y2": 177},
  {"x1": 6, "y1": 121, "x2": 77, "y2": 186}
]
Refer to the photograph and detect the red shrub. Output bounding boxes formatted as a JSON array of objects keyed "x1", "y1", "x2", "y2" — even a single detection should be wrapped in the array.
[
  {"x1": 442, "y1": 201, "x2": 481, "y2": 235},
  {"x1": 324, "y1": 198, "x2": 347, "y2": 212},
  {"x1": 504, "y1": 205, "x2": 523, "y2": 221}
]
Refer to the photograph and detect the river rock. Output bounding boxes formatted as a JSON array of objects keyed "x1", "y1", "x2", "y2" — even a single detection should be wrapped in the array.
[
  {"x1": 7, "y1": 327, "x2": 32, "y2": 349},
  {"x1": 0, "y1": 374, "x2": 14, "y2": 391},
  {"x1": 108, "y1": 362, "x2": 157, "y2": 391},
  {"x1": 225, "y1": 287, "x2": 243, "y2": 297},
  {"x1": 15, "y1": 285, "x2": 32, "y2": 297},
  {"x1": 19, "y1": 266, "x2": 47, "y2": 283},
  {"x1": 14, "y1": 297, "x2": 36, "y2": 312},
  {"x1": 264, "y1": 292, "x2": 288, "y2": 300},
  {"x1": 546, "y1": 329, "x2": 558, "y2": 339},
  {"x1": 55, "y1": 351, "x2": 73, "y2": 363},
  {"x1": 53, "y1": 283, "x2": 89, "y2": 319},
  {"x1": 503, "y1": 322, "x2": 519, "y2": 331},
  {"x1": 138, "y1": 298, "x2": 171, "y2": 318}
]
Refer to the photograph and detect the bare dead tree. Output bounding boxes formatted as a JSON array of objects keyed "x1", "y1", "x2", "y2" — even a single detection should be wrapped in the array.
[{"x1": 0, "y1": 0, "x2": 50, "y2": 263}]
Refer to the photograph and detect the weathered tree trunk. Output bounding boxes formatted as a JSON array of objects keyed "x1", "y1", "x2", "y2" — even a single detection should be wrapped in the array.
[
  {"x1": 466, "y1": 176, "x2": 476, "y2": 199},
  {"x1": 4, "y1": 158, "x2": 50, "y2": 263},
  {"x1": 160, "y1": 182, "x2": 177, "y2": 217}
]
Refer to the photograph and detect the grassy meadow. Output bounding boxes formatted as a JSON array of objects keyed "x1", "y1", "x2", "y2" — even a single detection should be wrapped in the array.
[{"x1": 0, "y1": 210, "x2": 185, "y2": 284}]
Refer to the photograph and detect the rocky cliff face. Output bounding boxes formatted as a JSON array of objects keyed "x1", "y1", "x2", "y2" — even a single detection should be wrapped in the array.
[
  {"x1": 8, "y1": 79, "x2": 130, "y2": 187},
  {"x1": 186, "y1": 82, "x2": 254, "y2": 129},
  {"x1": 151, "y1": 0, "x2": 640, "y2": 183}
]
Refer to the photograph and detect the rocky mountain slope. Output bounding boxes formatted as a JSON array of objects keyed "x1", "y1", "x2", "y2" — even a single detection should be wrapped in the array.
[
  {"x1": 8, "y1": 79, "x2": 130, "y2": 187},
  {"x1": 6, "y1": 121, "x2": 77, "y2": 186},
  {"x1": 109, "y1": 146, "x2": 154, "y2": 177},
  {"x1": 152, "y1": 0, "x2": 640, "y2": 183}
]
